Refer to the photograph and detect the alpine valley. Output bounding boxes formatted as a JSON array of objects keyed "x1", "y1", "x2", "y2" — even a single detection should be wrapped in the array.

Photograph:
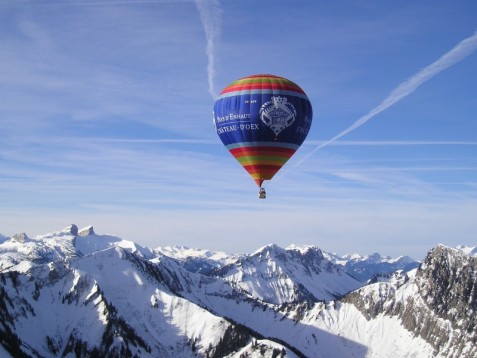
[{"x1": 0, "y1": 225, "x2": 475, "y2": 358}]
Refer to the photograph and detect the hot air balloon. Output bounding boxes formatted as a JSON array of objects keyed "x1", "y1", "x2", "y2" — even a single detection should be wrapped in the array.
[{"x1": 213, "y1": 74, "x2": 313, "y2": 198}]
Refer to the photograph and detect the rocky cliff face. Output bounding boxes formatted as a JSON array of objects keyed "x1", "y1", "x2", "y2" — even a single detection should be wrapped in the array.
[
  {"x1": 416, "y1": 246, "x2": 477, "y2": 356},
  {"x1": 343, "y1": 245, "x2": 477, "y2": 358}
]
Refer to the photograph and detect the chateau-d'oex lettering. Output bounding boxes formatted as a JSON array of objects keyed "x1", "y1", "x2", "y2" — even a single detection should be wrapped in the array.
[
  {"x1": 216, "y1": 124, "x2": 238, "y2": 134},
  {"x1": 240, "y1": 123, "x2": 258, "y2": 130},
  {"x1": 216, "y1": 123, "x2": 259, "y2": 134}
]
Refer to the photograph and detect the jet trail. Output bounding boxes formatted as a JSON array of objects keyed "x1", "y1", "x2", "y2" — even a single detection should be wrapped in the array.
[
  {"x1": 293, "y1": 29, "x2": 477, "y2": 169},
  {"x1": 195, "y1": 0, "x2": 222, "y2": 100}
]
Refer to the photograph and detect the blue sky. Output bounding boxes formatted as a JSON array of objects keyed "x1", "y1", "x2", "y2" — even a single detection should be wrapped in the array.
[{"x1": 1, "y1": 0, "x2": 476, "y2": 259}]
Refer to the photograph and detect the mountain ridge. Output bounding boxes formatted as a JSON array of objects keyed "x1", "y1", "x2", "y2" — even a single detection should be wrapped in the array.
[{"x1": 0, "y1": 224, "x2": 475, "y2": 357}]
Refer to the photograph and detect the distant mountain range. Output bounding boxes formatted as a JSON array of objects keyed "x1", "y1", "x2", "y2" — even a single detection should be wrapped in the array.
[{"x1": 0, "y1": 225, "x2": 475, "y2": 357}]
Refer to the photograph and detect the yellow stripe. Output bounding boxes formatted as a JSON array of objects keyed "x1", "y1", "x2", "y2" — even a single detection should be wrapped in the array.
[
  {"x1": 248, "y1": 172, "x2": 276, "y2": 180},
  {"x1": 237, "y1": 156, "x2": 289, "y2": 166},
  {"x1": 230, "y1": 77, "x2": 294, "y2": 87}
]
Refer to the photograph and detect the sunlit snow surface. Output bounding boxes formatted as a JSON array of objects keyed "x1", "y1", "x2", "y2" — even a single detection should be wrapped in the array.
[{"x1": 456, "y1": 244, "x2": 477, "y2": 256}]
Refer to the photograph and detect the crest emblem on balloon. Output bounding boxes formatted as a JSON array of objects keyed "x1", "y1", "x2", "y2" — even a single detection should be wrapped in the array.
[{"x1": 260, "y1": 96, "x2": 297, "y2": 136}]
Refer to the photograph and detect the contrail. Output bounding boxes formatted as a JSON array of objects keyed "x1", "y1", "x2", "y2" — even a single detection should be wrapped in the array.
[
  {"x1": 195, "y1": 0, "x2": 222, "y2": 100},
  {"x1": 303, "y1": 140, "x2": 477, "y2": 146},
  {"x1": 293, "y1": 29, "x2": 477, "y2": 169}
]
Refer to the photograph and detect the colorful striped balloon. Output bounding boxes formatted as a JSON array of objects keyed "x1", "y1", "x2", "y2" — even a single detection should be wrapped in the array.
[{"x1": 213, "y1": 74, "x2": 313, "y2": 188}]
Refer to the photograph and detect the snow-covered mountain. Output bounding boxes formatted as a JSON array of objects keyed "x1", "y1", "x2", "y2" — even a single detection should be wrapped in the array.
[
  {"x1": 456, "y1": 244, "x2": 477, "y2": 256},
  {"x1": 155, "y1": 245, "x2": 239, "y2": 275},
  {"x1": 341, "y1": 245, "x2": 477, "y2": 357},
  {"x1": 323, "y1": 251, "x2": 419, "y2": 282},
  {"x1": 0, "y1": 225, "x2": 475, "y2": 357},
  {"x1": 0, "y1": 225, "x2": 292, "y2": 357},
  {"x1": 211, "y1": 244, "x2": 362, "y2": 304},
  {"x1": 160, "y1": 243, "x2": 420, "y2": 284}
]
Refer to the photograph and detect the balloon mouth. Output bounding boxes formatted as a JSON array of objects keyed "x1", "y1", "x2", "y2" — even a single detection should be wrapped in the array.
[{"x1": 255, "y1": 179, "x2": 264, "y2": 187}]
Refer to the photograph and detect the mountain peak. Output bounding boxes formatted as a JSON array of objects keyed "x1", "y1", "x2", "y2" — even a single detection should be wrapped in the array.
[
  {"x1": 216, "y1": 242, "x2": 361, "y2": 304},
  {"x1": 78, "y1": 225, "x2": 95, "y2": 237},
  {"x1": 286, "y1": 244, "x2": 319, "y2": 254},
  {"x1": 12, "y1": 232, "x2": 29, "y2": 243},
  {"x1": 252, "y1": 243, "x2": 284, "y2": 255},
  {"x1": 63, "y1": 224, "x2": 78, "y2": 236}
]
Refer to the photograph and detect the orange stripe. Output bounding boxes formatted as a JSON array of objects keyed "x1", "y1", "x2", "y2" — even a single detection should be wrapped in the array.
[{"x1": 221, "y1": 83, "x2": 304, "y2": 94}]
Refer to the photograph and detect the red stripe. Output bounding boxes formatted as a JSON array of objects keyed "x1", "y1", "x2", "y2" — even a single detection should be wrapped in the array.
[
  {"x1": 244, "y1": 74, "x2": 281, "y2": 79},
  {"x1": 221, "y1": 83, "x2": 304, "y2": 94},
  {"x1": 243, "y1": 164, "x2": 283, "y2": 174}
]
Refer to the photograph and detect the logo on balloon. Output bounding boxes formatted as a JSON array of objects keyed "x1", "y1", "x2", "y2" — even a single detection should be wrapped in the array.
[{"x1": 259, "y1": 96, "x2": 297, "y2": 136}]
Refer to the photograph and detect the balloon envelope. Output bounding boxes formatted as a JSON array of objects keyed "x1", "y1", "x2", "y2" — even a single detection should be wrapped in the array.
[{"x1": 213, "y1": 74, "x2": 313, "y2": 187}]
